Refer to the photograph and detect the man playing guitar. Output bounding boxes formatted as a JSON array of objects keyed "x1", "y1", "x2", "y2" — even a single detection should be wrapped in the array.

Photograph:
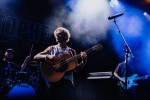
[
  {"x1": 113, "y1": 55, "x2": 148, "y2": 100},
  {"x1": 113, "y1": 55, "x2": 137, "y2": 100},
  {"x1": 34, "y1": 27, "x2": 87, "y2": 100}
]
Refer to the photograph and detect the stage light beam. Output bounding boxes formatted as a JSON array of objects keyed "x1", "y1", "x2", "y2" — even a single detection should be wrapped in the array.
[
  {"x1": 109, "y1": 0, "x2": 119, "y2": 8},
  {"x1": 144, "y1": 12, "x2": 150, "y2": 21}
]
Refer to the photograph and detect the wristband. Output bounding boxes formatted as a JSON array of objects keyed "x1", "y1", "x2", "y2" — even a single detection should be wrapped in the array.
[{"x1": 45, "y1": 54, "x2": 49, "y2": 61}]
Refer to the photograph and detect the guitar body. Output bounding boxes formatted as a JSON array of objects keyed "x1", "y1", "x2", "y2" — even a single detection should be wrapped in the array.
[
  {"x1": 120, "y1": 74, "x2": 138, "y2": 90},
  {"x1": 40, "y1": 54, "x2": 77, "y2": 83}
]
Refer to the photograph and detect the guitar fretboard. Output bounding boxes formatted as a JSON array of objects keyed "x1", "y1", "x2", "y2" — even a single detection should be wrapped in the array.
[{"x1": 66, "y1": 47, "x2": 94, "y2": 63}]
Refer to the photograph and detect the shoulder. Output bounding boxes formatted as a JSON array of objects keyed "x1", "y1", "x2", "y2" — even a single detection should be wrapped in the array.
[
  {"x1": 119, "y1": 61, "x2": 125, "y2": 65},
  {"x1": 68, "y1": 47, "x2": 76, "y2": 54},
  {"x1": 10, "y1": 62, "x2": 20, "y2": 70},
  {"x1": 117, "y1": 62, "x2": 126, "y2": 69},
  {"x1": 46, "y1": 45, "x2": 56, "y2": 51},
  {"x1": 69, "y1": 47, "x2": 75, "y2": 51}
]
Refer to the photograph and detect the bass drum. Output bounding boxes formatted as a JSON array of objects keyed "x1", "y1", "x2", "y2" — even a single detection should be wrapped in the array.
[
  {"x1": 15, "y1": 71, "x2": 29, "y2": 83},
  {"x1": 7, "y1": 83, "x2": 36, "y2": 100}
]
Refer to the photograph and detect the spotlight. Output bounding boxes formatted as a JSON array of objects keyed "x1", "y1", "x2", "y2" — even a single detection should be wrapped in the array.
[
  {"x1": 109, "y1": 0, "x2": 118, "y2": 8},
  {"x1": 143, "y1": 12, "x2": 150, "y2": 21},
  {"x1": 144, "y1": 12, "x2": 147, "y2": 16}
]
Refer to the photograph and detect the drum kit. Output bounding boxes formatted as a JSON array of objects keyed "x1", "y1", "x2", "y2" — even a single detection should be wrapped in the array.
[{"x1": 0, "y1": 61, "x2": 40, "y2": 100}]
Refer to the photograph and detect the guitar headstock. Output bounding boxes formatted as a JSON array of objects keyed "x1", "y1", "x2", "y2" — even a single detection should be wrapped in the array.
[
  {"x1": 144, "y1": 75, "x2": 150, "y2": 79},
  {"x1": 92, "y1": 44, "x2": 103, "y2": 51}
]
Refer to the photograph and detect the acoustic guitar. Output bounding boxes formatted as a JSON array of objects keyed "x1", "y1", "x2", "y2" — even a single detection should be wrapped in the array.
[{"x1": 40, "y1": 44, "x2": 103, "y2": 83}]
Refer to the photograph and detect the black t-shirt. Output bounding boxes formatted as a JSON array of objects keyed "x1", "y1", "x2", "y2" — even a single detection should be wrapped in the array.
[
  {"x1": 115, "y1": 61, "x2": 137, "y2": 88},
  {"x1": 116, "y1": 61, "x2": 136, "y2": 78}
]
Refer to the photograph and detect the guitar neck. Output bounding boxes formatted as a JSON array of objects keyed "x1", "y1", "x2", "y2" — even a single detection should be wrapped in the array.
[
  {"x1": 66, "y1": 47, "x2": 94, "y2": 63},
  {"x1": 134, "y1": 75, "x2": 148, "y2": 82}
]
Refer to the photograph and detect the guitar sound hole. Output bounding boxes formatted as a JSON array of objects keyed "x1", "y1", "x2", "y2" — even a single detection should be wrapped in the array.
[{"x1": 58, "y1": 60, "x2": 68, "y2": 72}]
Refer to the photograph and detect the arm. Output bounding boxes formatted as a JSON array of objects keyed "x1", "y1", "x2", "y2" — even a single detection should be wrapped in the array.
[
  {"x1": 20, "y1": 47, "x2": 51, "y2": 71},
  {"x1": 34, "y1": 47, "x2": 50, "y2": 61},
  {"x1": 113, "y1": 63, "x2": 125, "y2": 83},
  {"x1": 74, "y1": 51, "x2": 87, "y2": 72},
  {"x1": 34, "y1": 46, "x2": 58, "y2": 62},
  {"x1": 20, "y1": 55, "x2": 31, "y2": 71}
]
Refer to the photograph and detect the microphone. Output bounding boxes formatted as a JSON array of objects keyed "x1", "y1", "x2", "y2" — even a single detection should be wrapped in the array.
[{"x1": 108, "y1": 13, "x2": 124, "y2": 20}]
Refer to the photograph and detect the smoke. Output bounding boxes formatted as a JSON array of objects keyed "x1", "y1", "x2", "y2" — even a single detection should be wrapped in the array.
[
  {"x1": 67, "y1": 0, "x2": 112, "y2": 45},
  {"x1": 46, "y1": 0, "x2": 112, "y2": 46},
  {"x1": 0, "y1": 0, "x2": 9, "y2": 5}
]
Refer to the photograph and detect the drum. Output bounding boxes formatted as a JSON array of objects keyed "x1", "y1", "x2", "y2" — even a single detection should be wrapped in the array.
[
  {"x1": 16, "y1": 71, "x2": 29, "y2": 82},
  {"x1": 1, "y1": 68, "x2": 17, "y2": 88},
  {"x1": 2, "y1": 68, "x2": 17, "y2": 81},
  {"x1": 7, "y1": 83, "x2": 36, "y2": 100}
]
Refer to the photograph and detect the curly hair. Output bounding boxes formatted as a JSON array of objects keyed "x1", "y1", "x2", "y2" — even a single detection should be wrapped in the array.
[{"x1": 54, "y1": 27, "x2": 71, "y2": 42}]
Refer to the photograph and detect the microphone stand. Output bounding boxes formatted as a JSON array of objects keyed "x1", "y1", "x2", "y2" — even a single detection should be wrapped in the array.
[{"x1": 112, "y1": 18, "x2": 134, "y2": 99}]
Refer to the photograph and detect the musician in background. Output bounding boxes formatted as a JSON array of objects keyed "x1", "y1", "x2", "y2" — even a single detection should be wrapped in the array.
[
  {"x1": 0, "y1": 48, "x2": 31, "y2": 72},
  {"x1": 0, "y1": 48, "x2": 31, "y2": 99},
  {"x1": 113, "y1": 55, "x2": 137, "y2": 100},
  {"x1": 34, "y1": 27, "x2": 87, "y2": 100}
]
